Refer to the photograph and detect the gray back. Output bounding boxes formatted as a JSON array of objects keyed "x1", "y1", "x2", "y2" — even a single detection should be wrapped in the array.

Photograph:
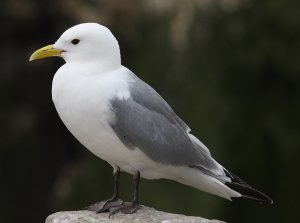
[{"x1": 110, "y1": 72, "x2": 220, "y2": 171}]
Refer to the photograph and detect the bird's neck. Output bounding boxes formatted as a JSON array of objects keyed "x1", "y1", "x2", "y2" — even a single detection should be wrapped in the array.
[{"x1": 65, "y1": 59, "x2": 121, "y2": 76}]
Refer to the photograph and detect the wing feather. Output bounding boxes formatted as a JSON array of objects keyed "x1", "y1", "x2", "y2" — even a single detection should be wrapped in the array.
[{"x1": 110, "y1": 72, "x2": 221, "y2": 172}]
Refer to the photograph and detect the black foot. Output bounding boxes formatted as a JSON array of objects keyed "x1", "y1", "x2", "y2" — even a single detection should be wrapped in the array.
[
  {"x1": 84, "y1": 198, "x2": 123, "y2": 213},
  {"x1": 108, "y1": 202, "x2": 140, "y2": 216}
]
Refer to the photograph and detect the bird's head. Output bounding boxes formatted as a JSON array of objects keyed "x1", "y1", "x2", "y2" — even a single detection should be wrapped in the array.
[{"x1": 30, "y1": 23, "x2": 121, "y2": 67}]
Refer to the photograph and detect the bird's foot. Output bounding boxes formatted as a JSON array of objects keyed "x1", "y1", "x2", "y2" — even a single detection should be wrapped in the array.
[
  {"x1": 108, "y1": 202, "x2": 140, "y2": 216},
  {"x1": 84, "y1": 197, "x2": 123, "y2": 213}
]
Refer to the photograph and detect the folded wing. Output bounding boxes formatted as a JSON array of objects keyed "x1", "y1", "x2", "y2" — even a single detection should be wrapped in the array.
[{"x1": 110, "y1": 72, "x2": 222, "y2": 175}]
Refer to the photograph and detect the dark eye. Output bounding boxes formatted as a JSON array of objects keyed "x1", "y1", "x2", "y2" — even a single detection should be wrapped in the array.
[{"x1": 71, "y1": 39, "x2": 80, "y2": 45}]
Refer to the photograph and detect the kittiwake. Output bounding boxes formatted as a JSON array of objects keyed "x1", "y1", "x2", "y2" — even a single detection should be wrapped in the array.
[{"x1": 29, "y1": 23, "x2": 273, "y2": 214}]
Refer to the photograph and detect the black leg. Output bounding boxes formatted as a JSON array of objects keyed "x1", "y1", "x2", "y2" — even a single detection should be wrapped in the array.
[
  {"x1": 84, "y1": 167, "x2": 123, "y2": 213},
  {"x1": 132, "y1": 171, "x2": 140, "y2": 204},
  {"x1": 109, "y1": 171, "x2": 141, "y2": 215},
  {"x1": 112, "y1": 167, "x2": 120, "y2": 199}
]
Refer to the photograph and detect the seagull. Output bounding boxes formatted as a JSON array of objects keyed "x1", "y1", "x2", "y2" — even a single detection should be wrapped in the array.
[{"x1": 30, "y1": 23, "x2": 273, "y2": 214}]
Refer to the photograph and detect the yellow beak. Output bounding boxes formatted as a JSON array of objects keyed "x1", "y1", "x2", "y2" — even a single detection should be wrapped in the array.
[{"x1": 29, "y1": 44, "x2": 62, "y2": 61}]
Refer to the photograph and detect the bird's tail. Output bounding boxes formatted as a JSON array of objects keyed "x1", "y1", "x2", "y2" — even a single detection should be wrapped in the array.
[{"x1": 224, "y1": 169, "x2": 273, "y2": 204}]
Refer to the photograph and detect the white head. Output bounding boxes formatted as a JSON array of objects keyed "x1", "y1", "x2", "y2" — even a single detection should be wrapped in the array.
[{"x1": 30, "y1": 23, "x2": 121, "y2": 69}]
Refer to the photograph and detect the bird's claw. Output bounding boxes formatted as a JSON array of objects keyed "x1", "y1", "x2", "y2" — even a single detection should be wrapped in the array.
[
  {"x1": 84, "y1": 197, "x2": 123, "y2": 213},
  {"x1": 108, "y1": 202, "x2": 140, "y2": 217}
]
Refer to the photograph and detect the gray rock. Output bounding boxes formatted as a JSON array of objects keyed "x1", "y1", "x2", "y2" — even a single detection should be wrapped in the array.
[{"x1": 45, "y1": 206, "x2": 225, "y2": 223}]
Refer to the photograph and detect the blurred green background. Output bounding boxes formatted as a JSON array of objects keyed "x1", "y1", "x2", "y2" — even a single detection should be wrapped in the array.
[{"x1": 1, "y1": 0, "x2": 299, "y2": 222}]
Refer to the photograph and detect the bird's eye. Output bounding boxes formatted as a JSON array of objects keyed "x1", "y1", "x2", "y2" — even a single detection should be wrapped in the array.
[{"x1": 71, "y1": 39, "x2": 80, "y2": 45}]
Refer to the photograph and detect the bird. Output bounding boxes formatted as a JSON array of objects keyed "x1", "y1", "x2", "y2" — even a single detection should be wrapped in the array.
[{"x1": 30, "y1": 23, "x2": 273, "y2": 214}]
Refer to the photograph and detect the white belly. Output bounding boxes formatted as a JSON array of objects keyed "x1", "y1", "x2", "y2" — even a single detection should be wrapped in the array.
[{"x1": 51, "y1": 65, "x2": 171, "y2": 179}]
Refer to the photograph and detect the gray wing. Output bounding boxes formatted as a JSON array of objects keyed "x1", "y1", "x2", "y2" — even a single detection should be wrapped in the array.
[{"x1": 110, "y1": 72, "x2": 220, "y2": 171}]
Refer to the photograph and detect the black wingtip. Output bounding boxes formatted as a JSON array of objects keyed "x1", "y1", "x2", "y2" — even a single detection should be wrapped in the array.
[
  {"x1": 224, "y1": 169, "x2": 273, "y2": 204},
  {"x1": 226, "y1": 181, "x2": 273, "y2": 204}
]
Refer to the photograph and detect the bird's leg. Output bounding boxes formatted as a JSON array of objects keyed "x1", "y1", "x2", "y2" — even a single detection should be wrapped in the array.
[
  {"x1": 84, "y1": 167, "x2": 123, "y2": 213},
  {"x1": 109, "y1": 171, "x2": 141, "y2": 215},
  {"x1": 111, "y1": 166, "x2": 121, "y2": 200},
  {"x1": 132, "y1": 170, "x2": 140, "y2": 204}
]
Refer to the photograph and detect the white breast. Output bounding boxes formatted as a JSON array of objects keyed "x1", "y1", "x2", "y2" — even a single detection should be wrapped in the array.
[
  {"x1": 51, "y1": 64, "x2": 164, "y2": 178},
  {"x1": 53, "y1": 65, "x2": 124, "y2": 160}
]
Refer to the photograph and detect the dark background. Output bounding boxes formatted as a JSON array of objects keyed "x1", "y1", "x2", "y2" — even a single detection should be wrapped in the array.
[{"x1": 1, "y1": 0, "x2": 299, "y2": 222}]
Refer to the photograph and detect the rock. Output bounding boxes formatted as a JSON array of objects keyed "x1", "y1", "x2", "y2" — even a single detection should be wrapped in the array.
[{"x1": 45, "y1": 206, "x2": 225, "y2": 223}]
